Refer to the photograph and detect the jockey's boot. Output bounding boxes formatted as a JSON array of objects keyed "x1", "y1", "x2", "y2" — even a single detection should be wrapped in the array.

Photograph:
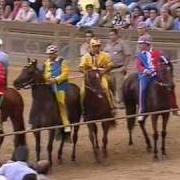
[
  {"x1": 137, "y1": 115, "x2": 144, "y2": 122},
  {"x1": 173, "y1": 110, "x2": 180, "y2": 116}
]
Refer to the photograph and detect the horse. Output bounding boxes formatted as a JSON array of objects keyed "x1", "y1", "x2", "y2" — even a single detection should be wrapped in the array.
[
  {"x1": 122, "y1": 57, "x2": 174, "y2": 159},
  {"x1": 0, "y1": 88, "x2": 26, "y2": 155},
  {"x1": 83, "y1": 69, "x2": 116, "y2": 162},
  {"x1": 14, "y1": 59, "x2": 81, "y2": 165}
]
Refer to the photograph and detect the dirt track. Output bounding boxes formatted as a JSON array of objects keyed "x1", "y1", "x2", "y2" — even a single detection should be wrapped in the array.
[{"x1": 1, "y1": 66, "x2": 180, "y2": 180}]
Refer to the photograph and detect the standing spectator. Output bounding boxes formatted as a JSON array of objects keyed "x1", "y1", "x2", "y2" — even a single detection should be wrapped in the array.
[
  {"x1": 80, "y1": 30, "x2": 95, "y2": 56},
  {"x1": 145, "y1": 7, "x2": 159, "y2": 29},
  {"x1": 78, "y1": 0, "x2": 100, "y2": 14},
  {"x1": 130, "y1": 5, "x2": 144, "y2": 28},
  {"x1": 61, "y1": 5, "x2": 80, "y2": 25},
  {"x1": 76, "y1": 4, "x2": 99, "y2": 28},
  {"x1": 9, "y1": 0, "x2": 22, "y2": 20},
  {"x1": 112, "y1": 2, "x2": 131, "y2": 29},
  {"x1": 143, "y1": 6, "x2": 150, "y2": 21},
  {"x1": 15, "y1": 0, "x2": 38, "y2": 23},
  {"x1": 173, "y1": 7, "x2": 180, "y2": 30},
  {"x1": 38, "y1": 0, "x2": 49, "y2": 23},
  {"x1": 104, "y1": 29, "x2": 131, "y2": 107},
  {"x1": 45, "y1": 2, "x2": 64, "y2": 24},
  {"x1": 98, "y1": 0, "x2": 115, "y2": 28},
  {"x1": 154, "y1": 7, "x2": 174, "y2": 30}
]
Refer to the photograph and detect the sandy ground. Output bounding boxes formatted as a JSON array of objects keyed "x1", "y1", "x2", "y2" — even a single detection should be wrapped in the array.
[{"x1": 1, "y1": 66, "x2": 180, "y2": 180}]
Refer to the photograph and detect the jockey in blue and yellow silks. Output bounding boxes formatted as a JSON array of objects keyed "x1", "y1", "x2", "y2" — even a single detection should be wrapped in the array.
[
  {"x1": 44, "y1": 45, "x2": 71, "y2": 133},
  {"x1": 136, "y1": 36, "x2": 157, "y2": 122},
  {"x1": 79, "y1": 39, "x2": 115, "y2": 112}
]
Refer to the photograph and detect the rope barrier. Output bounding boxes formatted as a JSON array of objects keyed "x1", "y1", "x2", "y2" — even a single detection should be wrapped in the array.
[{"x1": 0, "y1": 108, "x2": 178, "y2": 138}]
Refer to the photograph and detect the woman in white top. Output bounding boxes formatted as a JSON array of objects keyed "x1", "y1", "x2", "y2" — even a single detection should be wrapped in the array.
[{"x1": 15, "y1": 1, "x2": 37, "y2": 23}]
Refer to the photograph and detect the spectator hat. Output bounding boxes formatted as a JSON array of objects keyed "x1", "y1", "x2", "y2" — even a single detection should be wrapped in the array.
[
  {"x1": 137, "y1": 22, "x2": 147, "y2": 29},
  {"x1": 46, "y1": 45, "x2": 59, "y2": 54},
  {"x1": 0, "y1": 39, "x2": 3, "y2": 45},
  {"x1": 114, "y1": 2, "x2": 128, "y2": 14},
  {"x1": 138, "y1": 35, "x2": 152, "y2": 45},
  {"x1": 90, "y1": 39, "x2": 101, "y2": 47}
]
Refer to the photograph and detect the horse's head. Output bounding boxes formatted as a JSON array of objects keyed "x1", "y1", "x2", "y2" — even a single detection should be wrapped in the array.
[
  {"x1": 14, "y1": 58, "x2": 43, "y2": 90},
  {"x1": 156, "y1": 55, "x2": 174, "y2": 91},
  {"x1": 85, "y1": 69, "x2": 104, "y2": 98}
]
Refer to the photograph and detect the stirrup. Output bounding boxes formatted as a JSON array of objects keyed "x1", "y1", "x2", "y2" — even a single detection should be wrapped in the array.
[
  {"x1": 64, "y1": 126, "x2": 71, "y2": 133},
  {"x1": 137, "y1": 115, "x2": 144, "y2": 122}
]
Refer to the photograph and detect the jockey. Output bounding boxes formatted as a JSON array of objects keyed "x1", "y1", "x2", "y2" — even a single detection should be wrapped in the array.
[
  {"x1": 44, "y1": 45, "x2": 71, "y2": 133},
  {"x1": 136, "y1": 35, "x2": 157, "y2": 122},
  {"x1": 79, "y1": 38, "x2": 115, "y2": 113}
]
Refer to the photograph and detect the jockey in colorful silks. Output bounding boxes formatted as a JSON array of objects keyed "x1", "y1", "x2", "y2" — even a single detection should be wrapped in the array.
[
  {"x1": 136, "y1": 36, "x2": 157, "y2": 122},
  {"x1": 79, "y1": 38, "x2": 115, "y2": 113},
  {"x1": 44, "y1": 45, "x2": 71, "y2": 133}
]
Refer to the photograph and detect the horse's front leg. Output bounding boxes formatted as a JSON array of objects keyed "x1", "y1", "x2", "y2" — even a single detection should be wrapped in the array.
[
  {"x1": 161, "y1": 113, "x2": 169, "y2": 158},
  {"x1": 71, "y1": 125, "x2": 79, "y2": 161},
  {"x1": 152, "y1": 115, "x2": 159, "y2": 160},
  {"x1": 34, "y1": 131, "x2": 41, "y2": 161},
  {"x1": 87, "y1": 123, "x2": 100, "y2": 163},
  {"x1": 58, "y1": 130, "x2": 65, "y2": 163},
  {"x1": 102, "y1": 122, "x2": 109, "y2": 158},
  {"x1": 139, "y1": 117, "x2": 152, "y2": 152},
  {"x1": 47, "y1": 129, "x2": 55, "y2": 166}
]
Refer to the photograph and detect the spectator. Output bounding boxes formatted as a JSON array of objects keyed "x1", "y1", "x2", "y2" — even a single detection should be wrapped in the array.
[
  {"x1": 137, "y1": 22, "x2": 152, "y2": 38},
  {"x1": 173, "y1": 6, "x2": 180, "y2": 30},
  {"x1": 61, "y1": 5, "x2": 80, "y2": 25},
  {"x1": 0, "y1": 0, "x2": 12, "y2": 20},
  {"x1": 80, "y1": 30, "x2": 95, "y2": 56},
  {"x1": 98, "y1": 0, "x2": 115, "y2": 28},
  {"x1": 104, "y1": 28, "x2": 131, "y2": 107},
  {"x1": 28, "y1": 0, "x2": 42, "y2": 16},
  {"x1": 145, "y1": 7, "x2": 159, "y2": 29},
  {"x1": 76, "y1": 4, "x2": 99, "y2": 28},
  {"x1": 143, "y1": 6, "x2": 150, "y2": 21},
  {"x1": 15, "y1": 0, "x2": 38, "y2": 23},
  {"x1": 78, "y1": 0, "x2": 100, "y2": 14},
  {"x1": 154, "y1": 7, "x2": 174, "y2": 30},
  {"x1": 112, "y1": 2, "x2": 131, "y2": 29},
  {"x1": 38, "y1": 0, "x2": 49, "y2": 23},
  {"x1": 9, "y1": 0, "x2": 22, "y2": 20},
  {"x1": 68, "y1": 0, "x2": 80, "y2": 15},
  {"x1": 45, "y1": 2, "x2": 64, "y2": 24},
  {"x1": 0, "y1": 146, "x2": 37, "y2": 180},
  {"x1": 130, "y1": 5, "x2": 144, "y2": 28}
]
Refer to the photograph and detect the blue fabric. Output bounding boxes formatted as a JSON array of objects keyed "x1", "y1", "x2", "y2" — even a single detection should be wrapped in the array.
[
  {"x1": 51, "y1": 60, "x2": 68, "y2": 92},
  {"x1": 62, "y1": 14, "x2": 80, "y2": 25},
  {"x1": 38, "y1": 7, "x2": 48, "y2": 23}
]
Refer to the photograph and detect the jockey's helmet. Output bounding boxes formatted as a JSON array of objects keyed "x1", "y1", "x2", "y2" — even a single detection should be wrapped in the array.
[
  {"x1": 90, "y1": 39, "x2": 101, "y2": 47},
  {"x1": 46, "y1": 45, "x2": 59, "y2": 54},
  {"x1": 138, "y1": 35, "x2": 152, "y2": 45}
]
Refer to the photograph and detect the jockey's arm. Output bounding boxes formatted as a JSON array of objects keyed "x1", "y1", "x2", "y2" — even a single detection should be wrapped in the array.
[
  {"x1": 79, "y1": 55, "x2": 92, "y2": 73},
  {"x1": 101, "y1": 53, "x2": 114, "y2": 74},
  {"x1": 54, "y1": 61, "x2": 69, "y2": 84}
]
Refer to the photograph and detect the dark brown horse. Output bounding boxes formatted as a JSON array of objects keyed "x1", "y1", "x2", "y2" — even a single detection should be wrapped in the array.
[
  {"x1": 83, "y1": 69, "x2": 115, "y2": 162},
  {"x1": 0, "y1": 88, "x2": 26, "y2": 155},
  {"x1": 122, "y1": 58, "x2": 174, "y2": 159},
  {"x1": 14, "y1": 59, "x2": 81, "y2": 165}
]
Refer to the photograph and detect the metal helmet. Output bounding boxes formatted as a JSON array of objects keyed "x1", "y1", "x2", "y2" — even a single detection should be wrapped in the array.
[{"x1": 45, "y1": 45, "x2": 59, "y2": 54}]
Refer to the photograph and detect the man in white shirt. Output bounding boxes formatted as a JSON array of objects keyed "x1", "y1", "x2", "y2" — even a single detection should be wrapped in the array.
[
  {"x1": 76, "y1": 4, "x2": 99, "y2": 28},
  {"x1": 0, "y1": 146, "x2": 37, "y2": 180}
]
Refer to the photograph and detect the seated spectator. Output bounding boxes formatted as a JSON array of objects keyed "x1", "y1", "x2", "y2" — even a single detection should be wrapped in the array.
[
  {"x1": 137, "y1": 22, "x2": 152, "y2": 39},
  {"x1": 173, "y1": 7, "x2": 180, "y2": 30},
  {"x1": 76, "y1": 4, "x2": 99, "y2": 28},
  {"x1": 38, "y1": 0, "x2": 49, "y2": 23},
  {"x1": 0, "y1": 146, "x2": 37, "y2": 180},
  {"x1": 154, "y1": 7, "x2": 174, "y2": 30},
  {"x1": 98, "y1": 0, "x2": 115, "y2": 28},
  {"x1": 112, "y1": 2, "x2": 131, "y2": 29},
  {"x1": 145, "y1": 7, "x2": 159, "y2": 29},
  {"x1": 45, "y1": 2, "x2": 64, "y2": 24},
  {"x1": 78, "y1": 0, "x2": 100, "y2": 14},
  {"x1": 15, "y1": 0, "x2": 38, "y2": 23},
  {"x1": 0, "y1": 0, "x2": 12, "y2": 20},
  {"x1": 61, "y1": 5, "x2": 80, "y2": 25},
  {"x1": 130, "y1": 5, "x2": 144, "y2": 28},
  {"x1": 8, "y1": 0, "x2": 22, "y2": 21},
  {"x1": 143, "y1": 6, "x2": 150, "y2": 21},
  {"x1": 28, "y1": 0, "x2": 42, "y2": 16}
]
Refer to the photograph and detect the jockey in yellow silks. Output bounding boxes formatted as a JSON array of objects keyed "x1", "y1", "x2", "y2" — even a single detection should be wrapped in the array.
[
  {"x1": 44, "y1": 45, "x2": 71, "y2": 133},
  {"x1": 79, "y1": 39, "x2": 115, "y2": 111}
]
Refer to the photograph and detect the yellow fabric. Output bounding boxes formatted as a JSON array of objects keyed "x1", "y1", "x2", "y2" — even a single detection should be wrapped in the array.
[
  {"x1": 44, "y1": 58, "x2": 69, "y2": 84},
  {"x1": 78, "y1": 0, "x2": 100, "y2": 13},
  {"x1": 55, "y1": 91, "x2": 70, "y2": 127},
  {"x1": 80, "y1": 51, "x2": 115, "y2": 109}
]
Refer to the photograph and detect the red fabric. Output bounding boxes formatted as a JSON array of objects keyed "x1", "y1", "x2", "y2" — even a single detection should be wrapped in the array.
[
  {"x1": 151, "y1": 49, "x2": 161, "y2": 70},
  {"x1": 0, "y1": 63, "x2": 6, "y2": 94}
]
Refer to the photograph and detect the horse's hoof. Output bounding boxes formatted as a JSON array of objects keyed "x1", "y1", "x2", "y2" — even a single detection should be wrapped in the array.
[
  {"x1": 146, "y1": 146, "x2": 152, "y2": 153},
  {"x1": 128, "y1": 142, "x2": 133, "y2": 146},
  {"x1": 71, "y1": 156, "x2": 76, "y2": 162},
  {"x1": 153, "y1": 156, "x2": 159, "y2": 162},
  {"x1": 162, "y1": 154, "x2": 168, "y2": 160}
]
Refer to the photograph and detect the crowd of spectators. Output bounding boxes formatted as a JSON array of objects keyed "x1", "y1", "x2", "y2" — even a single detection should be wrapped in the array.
[{"x1": 0, "y1": 0, "x2": 179, "y2": 31}]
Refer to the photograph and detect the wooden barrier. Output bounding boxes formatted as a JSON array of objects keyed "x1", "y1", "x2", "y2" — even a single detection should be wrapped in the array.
[{"x1": 0, "y1": 21, "x2": 180, "y2": 66}]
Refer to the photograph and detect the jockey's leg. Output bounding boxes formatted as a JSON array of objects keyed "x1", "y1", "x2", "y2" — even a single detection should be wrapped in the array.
[{"x1": 55, "y1": 91, "x2": 71, "y2": 133}]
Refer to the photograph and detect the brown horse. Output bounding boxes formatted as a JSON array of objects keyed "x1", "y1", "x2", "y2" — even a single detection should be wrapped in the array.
[
  {"x1": 83, "y1": 69, "x2": 115, "y2": 162},
  {"x1": 122, "y1": 57, "x2": 174, "y2": 159},
  {"x1": 0, "y1": 88, "x2": 26, "y2": 155},
  {"x1": 14, "y1": 59, "x2": 81, "y2": 165}
]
